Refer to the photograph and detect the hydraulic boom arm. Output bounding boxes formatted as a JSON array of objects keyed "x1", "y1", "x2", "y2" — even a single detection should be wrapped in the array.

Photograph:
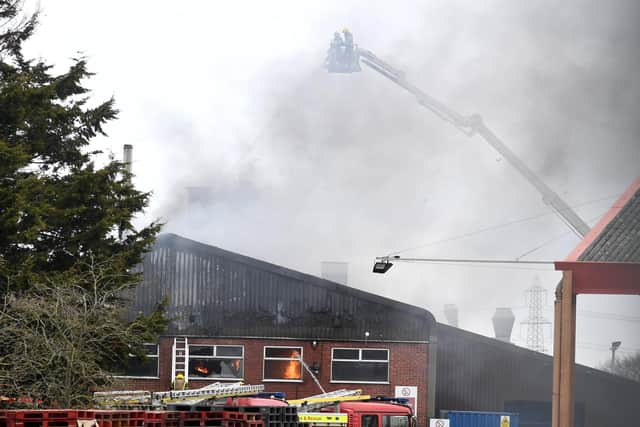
[{"x1": 326, "y1": 33, "x2": 590, "y2": 238}]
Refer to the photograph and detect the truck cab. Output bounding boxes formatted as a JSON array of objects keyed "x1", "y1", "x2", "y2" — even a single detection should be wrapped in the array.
[{"x1": 337, "y1": 401, "x2": 414, "y2": 427}]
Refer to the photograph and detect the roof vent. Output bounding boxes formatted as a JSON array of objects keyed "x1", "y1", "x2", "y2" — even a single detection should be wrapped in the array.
[
  {"x1": 492, "y1": 307, "x2": 515, "y2": 342},
  {"x1": 444, "y1": 304, "x2": 459, "y2": 327}
]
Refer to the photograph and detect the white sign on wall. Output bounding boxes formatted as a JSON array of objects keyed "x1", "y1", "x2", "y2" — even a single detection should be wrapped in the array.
[
  {"x1": 394, "y1": 386, "x2": 418, "y2": 416},
  {"x1": 428, "y1": 420, "x2": 449, "y2": 427}
]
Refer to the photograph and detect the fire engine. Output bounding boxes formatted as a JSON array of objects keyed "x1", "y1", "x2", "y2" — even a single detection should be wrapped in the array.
[{"x1": 89, "y1": 383, "x2": 416, "y2": 427}]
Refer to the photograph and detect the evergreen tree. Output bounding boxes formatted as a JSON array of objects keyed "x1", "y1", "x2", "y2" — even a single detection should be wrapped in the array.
[
  {"x1": 0, "y1": 1, "x2": 167, "y2": 405},
  {"x1": 0, "y1": 0, "x2": 160, "y2": 293}
]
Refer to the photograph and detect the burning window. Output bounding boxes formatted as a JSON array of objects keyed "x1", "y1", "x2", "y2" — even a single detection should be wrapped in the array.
[
  {"x1": 188, "y1": 345, "x2": 243, "y2": 380},
  {"x1": 115, "y1": 343, "x2": 159, "y2": 378},
  {"x1": 331, "y1": 348, "x2": 388, "y2": 383},
  {"x1": 263, "y1": 346, "x2": 303, "y2": 381}
]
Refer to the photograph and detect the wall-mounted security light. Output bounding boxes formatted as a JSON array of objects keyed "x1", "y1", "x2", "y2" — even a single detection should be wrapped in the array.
[{"x1": 311, "y1": 361, "x2": 320, "y2": 376}]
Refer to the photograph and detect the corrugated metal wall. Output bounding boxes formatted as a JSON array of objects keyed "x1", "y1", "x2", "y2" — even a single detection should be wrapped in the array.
[
  {"x1": 435, "y1": 323, "x2": 639, "y2": 427},
  {"x1": 127, "y1": 234, "x2": 433, "y2": 341}
]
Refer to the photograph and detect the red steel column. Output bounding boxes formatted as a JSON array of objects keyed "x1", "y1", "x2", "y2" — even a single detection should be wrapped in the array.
[
  {"x1": 551, "y1": 281, "x2": 562, "y2": 427},
  {"x1": 553, "y1": 271, "x2": 576, "y2": 427}
]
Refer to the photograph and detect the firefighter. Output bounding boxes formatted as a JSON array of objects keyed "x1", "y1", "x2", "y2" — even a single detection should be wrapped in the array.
[
  {"x1": 331, "y1": 31, "x2": 343, "y2": 49},
  {"x1": 173, "y1": 372, "x2": 186, "y2": 390},
  {"x1": 342, "y1": 28, "x2": 354, "y2": 69},
  {"x1": 327, "y1": 31, "x2": 343, "y2": 71}
]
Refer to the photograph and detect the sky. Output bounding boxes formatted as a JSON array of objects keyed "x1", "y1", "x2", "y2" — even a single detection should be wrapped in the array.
[{"x1": 25, "y1": 0, "x2": 640, "y2": 368}]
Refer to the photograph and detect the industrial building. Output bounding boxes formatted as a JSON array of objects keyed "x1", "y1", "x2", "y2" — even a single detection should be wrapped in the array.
[
  {"x1": 121, "y1": 233, "x2": 434, "y2": 427},
  {"x1": 121, "y1": 233, "x2": 639, "y2": 427},
  {"x1": 435, "y1": 323, "x2": 639, "y2": 427}
]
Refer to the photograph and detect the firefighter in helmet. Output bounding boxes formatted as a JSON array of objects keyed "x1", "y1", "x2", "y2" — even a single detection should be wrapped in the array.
[{"x1": 173, "y1": 372, "x2": 186, "y2": 390}]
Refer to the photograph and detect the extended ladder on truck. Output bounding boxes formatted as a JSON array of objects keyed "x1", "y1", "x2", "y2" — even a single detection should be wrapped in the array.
[
  {"x1": 155, "y1": 382, "x2": 265, "y2": 407},
  {"x1": 325, "y1": 31, "x2": 591, "y2": 240},
  {"x1": 94, "y1": 382, "x2": 265, "y2": 409}
]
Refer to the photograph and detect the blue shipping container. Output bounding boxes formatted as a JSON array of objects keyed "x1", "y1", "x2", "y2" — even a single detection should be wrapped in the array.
[{"x1": 446, "y1": 411, "x2": 519, "y2": 427}]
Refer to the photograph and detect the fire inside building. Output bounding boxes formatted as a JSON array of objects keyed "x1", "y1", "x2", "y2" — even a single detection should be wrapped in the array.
[
  {"x1": 121, "y1": 233, "x2": 639, "y2": 427},
  {"x1": 121, "y1": 233, "x2": 433, "y2": 427}
]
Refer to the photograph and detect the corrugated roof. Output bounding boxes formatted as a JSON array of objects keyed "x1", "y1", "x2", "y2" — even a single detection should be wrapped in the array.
[
  {"x1": 579, "y1": 186, "x2": 640, "y2": 262},
  {"x1": 127, "y1": 233, "x2": 434, "y2": 341},
  {"x1": 434, "y1": 323, "x2": 640, "y2": 425}
]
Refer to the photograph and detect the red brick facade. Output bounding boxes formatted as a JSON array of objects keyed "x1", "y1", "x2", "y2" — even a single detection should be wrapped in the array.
[{"x1": 115, "y1": 337, "x2": 429, "y2": 427}]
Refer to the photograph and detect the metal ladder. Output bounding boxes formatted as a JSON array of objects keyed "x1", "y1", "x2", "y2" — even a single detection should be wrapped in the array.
[
  {"x1": 171, "y1": 337, "x2": 189, "y2": 383},
  {"x1": 153, "y1": 382, "x2": 265, "y2": 407},
  {"x1": 289, "y1": 389, "x2": 371, "y2": 412}
]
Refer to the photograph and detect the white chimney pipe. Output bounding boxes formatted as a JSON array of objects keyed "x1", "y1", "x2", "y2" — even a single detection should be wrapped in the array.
[{"x1": 123, "y1": 144, "x2": 133, "y2": 174}]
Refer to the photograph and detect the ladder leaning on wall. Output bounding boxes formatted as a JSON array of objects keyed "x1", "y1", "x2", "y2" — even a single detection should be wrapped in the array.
[{"x1": 172, "y1": 337, "x2": 189, "y2": 385}]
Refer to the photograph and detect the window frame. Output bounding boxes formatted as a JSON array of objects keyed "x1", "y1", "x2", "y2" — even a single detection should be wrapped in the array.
[
  {"x1": 330, "y1": 347, "x2": 389, "y2": 384},
  {"x1": 188, "y1": 344, "x2": 244, "y2": 381},
  {"x1": 262, "y1": 345, "x2": 304, "y2": 383},
  {"x1": 382, "y1": 415, "x2": 411, "y2": 427},
  {"x1": 114, "y1": 343, "x2": 159, "y2": 379},
  {"x1": 361, "y1": 414, "x2": 380, "y2": 427}
]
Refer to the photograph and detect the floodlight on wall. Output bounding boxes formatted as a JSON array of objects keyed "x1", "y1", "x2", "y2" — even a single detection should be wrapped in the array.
[{"x1": 311, "y1": 340, "x2": 318, "y2": 349}]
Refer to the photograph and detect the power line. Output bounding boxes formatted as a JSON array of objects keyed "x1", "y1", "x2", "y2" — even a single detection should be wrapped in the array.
[
  {"x1": 515, "y1": 212, "x2": 606, "y2": 260},
  {"x1": 577, "y1": 342, "x2": 640, "y2": 353},
  {"x1": 537, "y1": 307, "x2": 640, "y2": 323},
  {"x1": 388, "y1": 194, "x2": 618, "y2": 256}
]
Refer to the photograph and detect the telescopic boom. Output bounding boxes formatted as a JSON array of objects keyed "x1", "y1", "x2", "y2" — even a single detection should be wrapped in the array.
[{"x1": 325, "y1": 31, "x2": 590, "y2": 238}]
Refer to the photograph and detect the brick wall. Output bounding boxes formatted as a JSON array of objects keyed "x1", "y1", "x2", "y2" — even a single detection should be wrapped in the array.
[{"x1": 115, "y1": 337, "x2": 429, "y2": 427}]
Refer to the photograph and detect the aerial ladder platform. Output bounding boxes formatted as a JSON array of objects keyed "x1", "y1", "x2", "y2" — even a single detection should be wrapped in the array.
[{"x1": 325, "y1": 30, "x2": 591, "y2": 240}]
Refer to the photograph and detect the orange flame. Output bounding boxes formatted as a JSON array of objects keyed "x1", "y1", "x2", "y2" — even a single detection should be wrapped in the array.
[
  {"x1": 195, "y1": 366, "x2": 209, "y2": 375},
  {"x1": 283, "y1": 351, "x2": 301, "y2": 379}
]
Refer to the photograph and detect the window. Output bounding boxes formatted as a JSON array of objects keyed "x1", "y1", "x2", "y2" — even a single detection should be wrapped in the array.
[
  {"x1": 362, "y1": 415, "x2": 379, "y2": 427},
  {"x1": 188, "y1": 345, "x2": 243, "y2": 379},
  {"x1": 116, "y1": 344, "x2": 159, "y2": 378},
  {"x1": 331, "y1": 348, "x2": 389, "y2": 383},
  {"x1": 382, "y1": 416, "x2": 410, "y2": 427},
  {"x1": 263, "y1": 346, "x2": 303, "y2": 381}
]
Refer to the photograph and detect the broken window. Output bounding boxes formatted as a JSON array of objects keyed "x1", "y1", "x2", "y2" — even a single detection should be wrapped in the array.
[
  {"x1": 263, "y1": 346, "x2": 303, "y2": 381},
  {"x1": 188, "y1": 345, "x2": 243, "y2": 380},
  {"x1": 115, "y1": 343, "x2": 159, "y2": 378},
  {"x1": 331, "y1": 348, "x2": 389, "y2": 383}
]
